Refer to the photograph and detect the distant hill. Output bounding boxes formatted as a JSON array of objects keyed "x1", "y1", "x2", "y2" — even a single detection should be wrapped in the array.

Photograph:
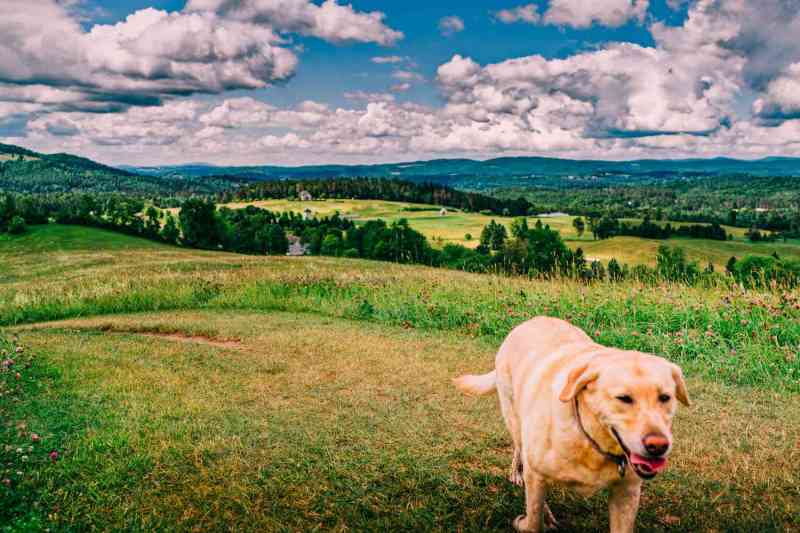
[
  {"x1": 0, "y1": 143, "x2": 249, "y2": 195},
  {"x1": 5, "y1": 141, "x2": 800, "y2": 195},
  {"x1": 131, "y1": 155, "x2": 800, "y2": 190}
]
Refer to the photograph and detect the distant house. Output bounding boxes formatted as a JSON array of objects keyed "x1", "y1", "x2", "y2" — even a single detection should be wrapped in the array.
[
  {"x1": 299, "y1": 190, "x2": 313, "y2": 201},
  {"x1": 286, "y1": 235, "x2": 309, "y2": 256},
  {"x1": 302, "y1": 208, "x2": 314, "y2": 221},
  {"x1": 439, "y1": 207, "x2": 447, "y2": 216}
]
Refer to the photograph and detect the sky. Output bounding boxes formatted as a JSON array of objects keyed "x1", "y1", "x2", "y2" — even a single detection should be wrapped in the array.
[{"x1": 2, "y1": 0, "x2": 800, "y2": 166}]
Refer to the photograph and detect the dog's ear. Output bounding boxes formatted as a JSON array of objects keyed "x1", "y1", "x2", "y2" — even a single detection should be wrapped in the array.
[
  {"x1": 559, "y1": 362, "x2": 598, "y2": 402},
  {"x1": 670, "y1": 363, "x2": 691, "y2": 406}
]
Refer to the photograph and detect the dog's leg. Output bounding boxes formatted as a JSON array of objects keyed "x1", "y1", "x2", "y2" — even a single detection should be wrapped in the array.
[
  {"x1": 608, "y1": 480, "x2": 641, "y2": 533},
  {"x1": 497, "y1": 379, "x2": 524, "y2": 487},
  {"x1": 512, "y1": 468, "x2": 546, "y2": 532},
  {"x1": 509, "y1": 447, "x2": 524, "y2": 486},
  {"x1": 543, "y1": 502, "x2": 558, "y2": 530}
]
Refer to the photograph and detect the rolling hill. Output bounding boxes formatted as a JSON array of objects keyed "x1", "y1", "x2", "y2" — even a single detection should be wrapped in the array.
[
  {"x1": 131, "y1": 155, "x2": 800, "y2": 189},
  {"x1": 0, "y1": 143, "x2": 248, "y2": 195}
]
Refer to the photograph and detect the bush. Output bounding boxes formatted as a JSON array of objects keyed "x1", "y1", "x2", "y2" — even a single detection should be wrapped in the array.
[{"x1": 7, "y1": 216, "x2": 26, "y2": 235}]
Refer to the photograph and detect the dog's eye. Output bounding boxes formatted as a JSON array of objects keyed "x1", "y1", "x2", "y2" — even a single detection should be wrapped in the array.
[
  {"x1": 616, "y1": 395, "x2": 634, "y2": 404},
  {"x1": 658, "y1": 394, "x2": 671, "y2": 403}
]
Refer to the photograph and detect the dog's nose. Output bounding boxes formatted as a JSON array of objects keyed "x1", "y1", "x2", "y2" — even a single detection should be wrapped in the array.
[{"x1": 642, "y1": 434, "x2": 670, "y2": 456}]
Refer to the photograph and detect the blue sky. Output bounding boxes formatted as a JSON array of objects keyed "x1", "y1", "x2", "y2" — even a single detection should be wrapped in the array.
[{"x1": 1, "y1": 0, "x2": 799, "y2": 165}]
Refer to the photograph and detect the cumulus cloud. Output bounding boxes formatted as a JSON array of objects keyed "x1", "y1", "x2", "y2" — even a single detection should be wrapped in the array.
[
  {"x1": 438, "y1": 16, "x2": 465, "y2": 36},
  {"x1": 0, "y1": 0, "x2": 401, "y2": 115},
  {"x1": 185, "y1": 0, "x2": 402, "y2": 45},
  {"x1": 8, "y1": 0, "x2": 800, "y2": 164},
  {"x1": 495, "y1": 4, "x2": 540, "y2": 24},
  {"x1": 543, "y1": 0, "x2": 649, "y2": 28}
]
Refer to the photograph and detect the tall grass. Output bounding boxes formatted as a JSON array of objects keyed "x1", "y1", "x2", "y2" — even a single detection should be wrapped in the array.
[{"x1": 3, "y1": 254, "x2": 798, "y2": 391}]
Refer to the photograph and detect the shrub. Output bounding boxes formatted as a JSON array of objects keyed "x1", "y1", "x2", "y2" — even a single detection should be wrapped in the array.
[{"x1": 7, "y1": 216, "x2": 26, "y2": 235}]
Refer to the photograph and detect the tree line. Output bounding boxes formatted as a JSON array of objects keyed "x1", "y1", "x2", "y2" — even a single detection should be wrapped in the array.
[
  {"x1": 223, "y1": 178, "x2": 534, "y2": 217},
  {"x1": 497, "y1": 174, "x2": 800, "y2": 237},
  {"x1": 573, "y1": 215, "x2": 729, "y2": 241}
]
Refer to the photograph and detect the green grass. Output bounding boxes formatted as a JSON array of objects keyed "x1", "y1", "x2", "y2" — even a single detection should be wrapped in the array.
[
  {"x1": 6, "y1": 312, "x2": 799, "y2": 532},
  {"x1": 217, "y1": 199, "x2": 799, "y2": 268},
  {"x1": 1, "y1": 224, "x2": 799, "y2": 531}
]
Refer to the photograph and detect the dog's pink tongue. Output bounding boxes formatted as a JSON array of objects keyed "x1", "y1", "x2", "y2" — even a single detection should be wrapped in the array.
[{"x1": 631, "y1": 454, "x2": 668, "y2": 473}]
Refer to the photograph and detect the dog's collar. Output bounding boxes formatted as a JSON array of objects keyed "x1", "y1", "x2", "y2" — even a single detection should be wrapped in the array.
[{"x1": 573, "y1": 396, "x2": 628, "y2": 478}]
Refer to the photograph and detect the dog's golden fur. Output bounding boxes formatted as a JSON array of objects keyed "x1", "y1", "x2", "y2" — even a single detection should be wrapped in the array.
[{"x1": 455, "y1": 317, "x2": 689, "y2": 533}]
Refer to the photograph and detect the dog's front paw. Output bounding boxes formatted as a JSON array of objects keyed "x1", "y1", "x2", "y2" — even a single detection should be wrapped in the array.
[{"x1": 513, "y1": 514, "x2": 534, "y2": 532}]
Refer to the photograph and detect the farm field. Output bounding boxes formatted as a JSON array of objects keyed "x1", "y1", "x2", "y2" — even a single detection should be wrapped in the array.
[
  {"x1": 1, "y1": 224, "x2": 799, "y2": 531},
  {"x1": 220, "y1": 198, "x2": 798, "y2": 268}
]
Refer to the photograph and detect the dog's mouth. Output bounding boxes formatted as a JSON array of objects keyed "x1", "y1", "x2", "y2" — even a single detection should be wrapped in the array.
[
  {"x1": 610, "y1": 428, "x2": 669, "y2": 480},
  {"x1": 629, "y1": 453, "x2": 668, "y2": 479}
]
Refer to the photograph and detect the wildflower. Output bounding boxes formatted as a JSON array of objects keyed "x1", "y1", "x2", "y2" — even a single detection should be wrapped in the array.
[
  {"x1": 2, "y1": 478, "x2": 10, "y2": 487},
  {"x1": 49, "y1": 450, "x2": 59, "y2": 462},
  {"x1": 30, "y1": 433, "x2": 40, "y2": 443}
]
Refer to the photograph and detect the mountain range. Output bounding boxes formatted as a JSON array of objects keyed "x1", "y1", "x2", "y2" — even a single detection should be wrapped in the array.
[{"x1": 3, "y1": 142, "x2": 800, "y2": 194}]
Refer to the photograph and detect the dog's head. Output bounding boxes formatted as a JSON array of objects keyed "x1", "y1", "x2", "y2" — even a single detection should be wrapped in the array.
[{"x1": 559, "y1": 352, "x2": 690, "y2": 479}]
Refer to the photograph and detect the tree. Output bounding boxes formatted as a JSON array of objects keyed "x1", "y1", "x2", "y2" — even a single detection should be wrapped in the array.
[
  {"x1": 179, "y1": 198, "x2": 221, "y2": 249},
  {"x1": 320, "y1": 233, "x2": 342, "y2": 256},
  {"x1": 264, "y1": 224, "x2": 289, "y2": 254},
  {"x1": 608, "y1": 258, "x2": 623, "y2": 281},
  {"x1": 161, "y1": 213, "x2": 180, "y2": 244},
  {"x1": 726, "y1": 256, "x2": 737, "y2": 274},
  {"x1": 510, "y1": 218, "x2": 529, "y2": 239},
  {"x1": 594, "y1": 216, "x2": 619, "y2": 240},
  {"x1": 572, "y1": 216, "x2": 585, "y2": 237},
  {"x1": 144, "y1": 206, "x2": 161, "y2": 238},
  {"x1": 480, "y1": 220, "x2": 507, "y2": 251},
  {"x1": 491, "y1": 222, "x2": 507, "y2": 251}
]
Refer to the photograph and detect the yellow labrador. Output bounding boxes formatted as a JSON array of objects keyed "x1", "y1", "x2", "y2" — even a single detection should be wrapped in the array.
[{"x1": 454, "y1": 317, "x2": 689, "y2": 533}]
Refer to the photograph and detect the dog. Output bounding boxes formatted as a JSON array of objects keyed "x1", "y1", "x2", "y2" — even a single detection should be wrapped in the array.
[{"x1": 454, "y1": 317, "x2": 689, "y2": 533}]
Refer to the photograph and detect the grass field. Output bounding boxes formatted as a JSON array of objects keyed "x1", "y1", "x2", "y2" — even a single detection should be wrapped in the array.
[
  {"x1": 219, "y1": 199, "x2": 799, "y2": 268},
  {"x1": 1, "y1": 224, "x2": 799, "y2": 531}
]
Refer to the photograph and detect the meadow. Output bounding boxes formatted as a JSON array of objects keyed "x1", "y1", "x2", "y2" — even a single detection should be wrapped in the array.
[
  {"x1": 218, "y1": 198, "x2": 800, "y2": 268},
  {"x1": 1, "y1": 224, "x2": 799, "y2": 532}
]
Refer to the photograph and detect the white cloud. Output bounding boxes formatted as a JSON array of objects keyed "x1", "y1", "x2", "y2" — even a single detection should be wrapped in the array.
[
  {"x1": 371, "y1": 55, "x2": 407, "y2": 64},
  {"x1": 260, "y1": 132, "x2": 311, "y2": 150},
  {"x1": 438, "y1": 16, "x2": 465, "y2": 36},
  {"x1": 9, "y1": 0, "x2": 800, "y2": 165},
  {"x1": 543, "y1": 0, "x2": 649, "y2": 28},
  {"x1": 495, "y1": 4, "x2": 540, "y2": 24},
  {"x1": 185, "y1": 0, "x2": 402, "y2": 45},
  {"x1": 392, "y1": 70, "x2": 424, "y2": 82},
  {"x1": 0, "y1": 0, "x2": 401, "y2": 115},
  {"x1": 344, "y1": 91, "x2": 396, "y2": 103}
]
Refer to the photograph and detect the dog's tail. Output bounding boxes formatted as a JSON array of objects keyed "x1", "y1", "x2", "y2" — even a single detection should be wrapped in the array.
[{"x1": 453, "y1": 370, "x2": 497, "y2": 396}]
